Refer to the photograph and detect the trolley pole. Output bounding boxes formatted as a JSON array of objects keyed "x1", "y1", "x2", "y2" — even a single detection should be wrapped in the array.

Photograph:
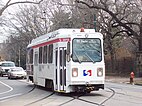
[{"x1": 94, "y1": 14, "x2": 96, "y2": 31}]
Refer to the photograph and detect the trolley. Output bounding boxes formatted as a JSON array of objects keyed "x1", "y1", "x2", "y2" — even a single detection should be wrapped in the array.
[{"x1": 26, "y1": 28, "x2": 105, "y2": 93}]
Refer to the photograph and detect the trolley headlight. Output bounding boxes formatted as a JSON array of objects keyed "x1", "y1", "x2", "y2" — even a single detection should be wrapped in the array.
[
  {"x1": 72, "y1": 68, "x2": 78, "y2": 77},
  {"x1": 97, "y1": 68, "x2": 103, "y2": 77}
]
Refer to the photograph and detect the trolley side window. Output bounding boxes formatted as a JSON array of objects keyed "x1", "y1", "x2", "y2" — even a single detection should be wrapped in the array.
[
  {"x1": 34, "y1": 53, "x2": 38, "y2": 66},
  {"x1": 48, "y1": 44, "x2": 53, "y2": 63},
  {"x1": 39, "y1": 47, "x2": 43, "y2": 64},
  {"x1": 43, "y1": 45, "x2": 48, "y2": 63}
]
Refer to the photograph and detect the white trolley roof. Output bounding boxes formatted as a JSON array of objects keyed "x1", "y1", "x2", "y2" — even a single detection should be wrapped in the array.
[{"x1": 27, "y1": 28, "x2": 102, "y2": 48}]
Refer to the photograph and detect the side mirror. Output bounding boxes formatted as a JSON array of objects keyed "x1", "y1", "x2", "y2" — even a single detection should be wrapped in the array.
[
  {"x1": 70, "y1": 54, "x2": 72, "y2": 58},
  {"x1": 67, "y1": 42, "x2": 71, "y2": 62},
  {"x1": 67, "y1": 42, "x2": 70, "y2": 55}
]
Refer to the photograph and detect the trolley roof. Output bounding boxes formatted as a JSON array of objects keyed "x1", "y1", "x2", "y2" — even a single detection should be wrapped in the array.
[{"x1": 27, "y1": 28, "x2": 102, "y2": 48}]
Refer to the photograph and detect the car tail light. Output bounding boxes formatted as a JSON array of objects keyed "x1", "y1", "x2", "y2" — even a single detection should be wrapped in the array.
[
  {"x1": 97, "y1": 68, "x2": 103, "y2": 77},
  {"x1": 72, "y1": 68, "x2": 78, "y2": 77}
]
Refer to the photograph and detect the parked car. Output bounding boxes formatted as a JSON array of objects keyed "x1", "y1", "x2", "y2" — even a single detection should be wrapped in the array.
[
  {"x1": 0, "y1": 61, "x2": 15, "y2": 77},
  {"x1": 8, "y1": 67, "x2": 27, "y2": 79}
]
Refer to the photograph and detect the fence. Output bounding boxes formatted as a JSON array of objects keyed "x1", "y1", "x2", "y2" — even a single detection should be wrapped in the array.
[{"x1": 105, "y1": 57, "x2": 136, "y2": 77}]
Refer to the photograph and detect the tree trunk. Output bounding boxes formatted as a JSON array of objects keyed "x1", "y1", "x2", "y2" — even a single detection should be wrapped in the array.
[
  {"x1": 138, "y1": 38, "x2": 142, "y2": 51},
  {"x1": 138, "y1": 17, "x2": 142, "y2": 51},
  {"x1": 110, "y1": 50, "x2": 115, "y2": 73}
]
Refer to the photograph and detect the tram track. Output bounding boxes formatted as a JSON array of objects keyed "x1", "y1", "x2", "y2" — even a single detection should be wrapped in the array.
[
  {"x1": 76, "y1": 88, "x2": 115, "y2": 106},
  {"x1": 24, "y1": 86, "x2": 142, "y2": 106},
  {"x1": 2, "y1": 77, "x2": 142, "y2": 106},
  {"x1": 24, "y1": 91, "x2": 55, "y2": 106},
  {"x1": 59, "y1": 87, "x2": 116, "y2": 106},
  {"x1": 99, "y1": 88, "x2": 115, "y2": 105},
  {"x1": 59, "y1": 88, "x2": 115, "y2": 106},
  {"x1": 0, "y1": 82, "x2": 115, "y2": 106},
  {"x1": 106, "y1": 86, "x2": 142, "y2": 99}
]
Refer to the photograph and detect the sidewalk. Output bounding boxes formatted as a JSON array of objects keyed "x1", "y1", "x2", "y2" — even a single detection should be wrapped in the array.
[{"x1": 105, "y1": 76, "x2": 142, "y2": 85}]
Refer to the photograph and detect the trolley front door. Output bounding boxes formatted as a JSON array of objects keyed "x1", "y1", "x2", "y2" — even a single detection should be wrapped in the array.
[{"x1": 55, "y1": 47, "x2": 66, "y2": 91}]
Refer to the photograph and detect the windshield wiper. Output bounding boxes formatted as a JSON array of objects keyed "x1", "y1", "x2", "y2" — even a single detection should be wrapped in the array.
[
  {"x1": 84, "y1": 52, "x2": 95, "y2": 63},
  {"x1": 90, "y1": 45, "x2": 101, "y2": 56},
  {"x1": 82, "y1": 46, "x2": 95, "y2": 63},
  {"x1": 73, "y1": 51, "x2": 81, "y2": 63}
]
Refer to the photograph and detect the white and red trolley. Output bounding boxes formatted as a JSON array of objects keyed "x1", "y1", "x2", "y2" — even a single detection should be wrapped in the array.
[{"x1": 26, "y1": 28, "x2": 105, "y2": 93}]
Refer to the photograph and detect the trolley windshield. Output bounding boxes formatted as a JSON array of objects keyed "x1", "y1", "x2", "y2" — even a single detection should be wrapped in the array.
[
  {"x1": 1, "y1": 63, "x2": 15, "y2": 67},
  {"x1": 72, "y1": 38, "x2": 102, "y2": 63}
]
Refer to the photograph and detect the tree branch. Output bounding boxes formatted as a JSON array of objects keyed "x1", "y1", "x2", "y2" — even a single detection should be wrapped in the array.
[
  {"x1": 75, "y1": 0, "x2": 139, "y2": 37},
  {"x1": 0, "y1": 0, "x2": 44, "y2": 16},
  {"x1": 112, "y1": 22, "x2": 139, "y2": 28},
  {"x1": 112, "y1": 30, "x2": 132, "y2": 38}
]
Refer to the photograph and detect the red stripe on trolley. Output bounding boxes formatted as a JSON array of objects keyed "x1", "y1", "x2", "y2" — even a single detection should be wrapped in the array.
[{"x1": 32, "y1": 38, "x2": 71, "y2": 48}]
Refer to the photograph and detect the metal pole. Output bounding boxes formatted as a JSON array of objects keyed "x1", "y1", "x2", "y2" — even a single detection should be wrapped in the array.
[
  {"x1": 43, "y1": 11, "x2": 47, "y2": 33},
  {"x1": 94, "y1": 14, "x2": 96, "y2": 31},
  {"x1": 19, "y1": 48, "x2": 20, "y2": 67}
]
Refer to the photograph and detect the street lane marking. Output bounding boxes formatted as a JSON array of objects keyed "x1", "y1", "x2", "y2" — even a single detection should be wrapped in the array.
[
  {"x1": 0, "y1": 81, "x2": 13, "y2": 95},
  {"x1": 0, "y1": 93, "x2": 22, "y2": 101}
]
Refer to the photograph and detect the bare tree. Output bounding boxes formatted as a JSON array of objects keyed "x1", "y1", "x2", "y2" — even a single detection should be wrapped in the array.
[
  {"x1": 75, "y1": 0, "x2": 142, "y2": 51},
  {"x1": 72, "y1": 0, "x2": 142, "y2": 73},
  {"x1": 1, "y1": 0, "x2": 57, "y2": 65},
  {"x1": 56, "y1": 0, "x2": 97, "y2": 29}
]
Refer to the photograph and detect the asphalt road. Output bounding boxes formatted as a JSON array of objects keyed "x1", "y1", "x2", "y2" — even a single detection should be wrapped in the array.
[
  {"x1": 0, "y1": 77, "x2": 34, "y2": 101},
  {"x1": 0, "y1": 77, "x2": 142, "y2": 106}
]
